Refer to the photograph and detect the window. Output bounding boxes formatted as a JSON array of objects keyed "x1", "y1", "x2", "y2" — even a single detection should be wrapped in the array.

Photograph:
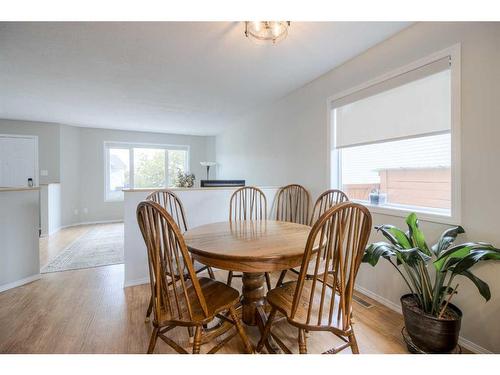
[
  {"x1": 133, "y1": 148, "x2": 166, "y2": 189},
  {"x1": 167, "y1": 149, "x2": 188, "y2": 189},
  {"x1": 107, "y1": 148, "x2": 130, "y2": 201},
  {"x1": 330, "y1": 47, "x2": 460, "y2": 223},
  {"x1": 105, "y1": 142, "x2": 189, "y2": 201},
  {"x1": 340, "y1": 134, "x2": 451, "y2": 215}
]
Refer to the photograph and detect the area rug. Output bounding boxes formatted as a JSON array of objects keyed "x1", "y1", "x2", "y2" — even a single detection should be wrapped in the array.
[{"x1": 41, "y1": 224, "x2": 124, "y2": 273}]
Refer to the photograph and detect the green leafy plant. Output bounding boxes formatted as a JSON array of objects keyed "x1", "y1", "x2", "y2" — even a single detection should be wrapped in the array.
[
  {"x1": 174, "y1": 169, "x2": 195, "y2": 188},
  {"x1": 363, "y1": 213, "x2": 500, "y2": 317}
]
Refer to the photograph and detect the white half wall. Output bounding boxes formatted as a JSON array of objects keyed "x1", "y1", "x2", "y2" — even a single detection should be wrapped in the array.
[
  {"x1": 215, "y1": 22, "x2": 500, "y2": 353},
  {"x1": 0, "y1": 188, "x2": 40, "y2": 292},
  {"x1": 40, "y1": 183, "x2": 61, "y2": 236},
  {"x1": 123, "y1": 187, "x2": 279, "y2": 287}
]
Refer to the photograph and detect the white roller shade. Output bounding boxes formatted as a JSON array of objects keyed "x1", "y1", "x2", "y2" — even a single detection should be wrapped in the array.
[{"x1": 333, "y1": 57, "x2": 451, "y2": 149}]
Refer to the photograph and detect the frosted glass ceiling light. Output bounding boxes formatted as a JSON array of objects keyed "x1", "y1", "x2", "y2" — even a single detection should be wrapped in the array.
[{"x1": 244, "y1": 21, "x2": 290, "y2": 44}]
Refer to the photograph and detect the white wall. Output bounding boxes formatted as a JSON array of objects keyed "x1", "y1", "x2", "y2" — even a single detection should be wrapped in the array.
[
  {"x1": 216, "y1": 22, "x2": 500, "y2": 353},
  {"x1": 0, "y1": 120, "x2": 215, "y2": 226},
  {"x1": 78, "y1": 127, "x2": 215, "y2": 223},
  {"x1": 0, "y1": 119, "x2": 60, "y2": 184},
  {"x1": 59, "y1": 125, "x2": 81, "y2": 226}
]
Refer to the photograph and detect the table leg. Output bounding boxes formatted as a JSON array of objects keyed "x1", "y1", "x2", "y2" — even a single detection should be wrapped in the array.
[
  {"x1": 241, "y1": 272, "x2": 266, "y2": 326},
  {"x1": 242, "y1": 272, "x2": 281, "y2": 353}
]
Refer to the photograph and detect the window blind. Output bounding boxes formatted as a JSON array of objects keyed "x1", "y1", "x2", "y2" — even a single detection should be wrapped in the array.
[{"x1": 333, "y1": 56, "x2": 451, "y2": 149}]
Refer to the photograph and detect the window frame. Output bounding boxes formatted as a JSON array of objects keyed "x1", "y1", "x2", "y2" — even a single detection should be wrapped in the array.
[
  {"x1": 104, "y1": 141, "x2": 190, "y2": 202},
  {"x1": 326, "y1": 44, "x2": 461, "y2": 225}
]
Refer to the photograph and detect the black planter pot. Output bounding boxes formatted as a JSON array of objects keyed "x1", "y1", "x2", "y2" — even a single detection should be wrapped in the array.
[{"x1": 401, "y1": 294, "x2": 462, "y2": 353}]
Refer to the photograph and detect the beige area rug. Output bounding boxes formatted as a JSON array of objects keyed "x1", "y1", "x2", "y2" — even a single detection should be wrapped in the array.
[{"x1": 41, "y1": 224, "x2": 124, "y2": 273}]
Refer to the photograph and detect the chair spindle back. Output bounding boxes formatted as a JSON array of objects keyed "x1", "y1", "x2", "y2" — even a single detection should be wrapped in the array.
[
  {"x1": 310, "y1": 189, "x2": 349, "y2": 226},
  {"x1": 146, "y1": 189, "x2": 188, "y2": 232},
  {"x1": 229, "y1": 186, "x2": 267, "y2": 221},
  {"x1": 136, "y1": 201, "x2": 209, "y2": 323},
  {"x1": 291, "y1": 202, "x2": 372, "y2": 331},
  {"x1": 275, "y1": 184, "x2": 311, "y2": 225}
]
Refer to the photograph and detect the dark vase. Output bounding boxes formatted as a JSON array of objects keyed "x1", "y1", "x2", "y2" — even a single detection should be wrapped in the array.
[{"x1": 401, "y1": 294, "x2": 462, "y2": 353}]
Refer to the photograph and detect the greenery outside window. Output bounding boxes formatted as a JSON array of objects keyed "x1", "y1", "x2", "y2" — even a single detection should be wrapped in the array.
[{"x1": 104, "y1": 142, "x2": 189, "y2": 201}]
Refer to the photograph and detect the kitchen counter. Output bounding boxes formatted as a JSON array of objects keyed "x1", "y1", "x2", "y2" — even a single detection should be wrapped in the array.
[{"x1": 0, "y1": 186, "x2": 40, "y2": 192}]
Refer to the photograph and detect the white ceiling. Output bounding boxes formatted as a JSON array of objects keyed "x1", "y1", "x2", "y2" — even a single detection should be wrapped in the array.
[{"x1": 0, "y1": 22, "x2": 410, "y2": 135}]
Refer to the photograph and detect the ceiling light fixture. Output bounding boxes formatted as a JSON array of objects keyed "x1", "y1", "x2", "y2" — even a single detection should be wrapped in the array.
[{"x1": 244, "y1": 21, "x2": 290, "y2": 44}]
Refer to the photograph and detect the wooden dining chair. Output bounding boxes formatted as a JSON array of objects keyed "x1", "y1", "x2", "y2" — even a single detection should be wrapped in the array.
[
  {"x1": 276, "y1": 189, "x2": 349, "y2": 286},
  {"x1": 256, "y1": 202, "x2": 372, "y2": 354},
  {"x1": 137, "y1": 200, "x2": 254, "y2": 354},
  {"x1": 310, "y1": 189, "x2": 349, "y2": 226},
  {"x1": 274, "y1": 184, "x2": 311, "y2": 287},
  {"x1": 227, "y1": 186, "x2": 271, "y2": 290},
  {"x1": 144, "y1": 189, "x2": 215, "y2": 323},
  {"x1": 275, "y1": 184, "x2": 311, "y2": 225}
]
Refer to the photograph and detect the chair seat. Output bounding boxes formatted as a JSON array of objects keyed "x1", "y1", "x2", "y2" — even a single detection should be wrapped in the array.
[
  {"x1": 266, "y1": 280, "x2": 347, "y2": 333},
  {"x1": 156, "y1": 277, "x2": 240, "y2": 325}
]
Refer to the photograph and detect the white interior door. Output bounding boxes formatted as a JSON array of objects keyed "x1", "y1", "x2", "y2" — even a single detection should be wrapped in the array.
[{"x1": 0, "y1": 135, "x2": 38, "y2": 187}]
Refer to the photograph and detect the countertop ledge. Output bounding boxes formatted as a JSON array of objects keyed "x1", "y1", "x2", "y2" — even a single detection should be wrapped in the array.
[
  {"x1": 123, "y1": 186, "x2": 281, "y2": 193},
  {"x1": 0, "y1": 187, "x2": 40, "y2": 192}
]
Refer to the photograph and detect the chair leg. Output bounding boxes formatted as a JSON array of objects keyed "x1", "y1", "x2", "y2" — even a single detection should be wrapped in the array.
[
  {"x1": 192, "y1": 326, "x2": 202, "y2": 354},
  {"x1": 229, "y1": 306, "x2": 254, "y2": 354},
  {"x1": 227, "y1": 271, "x2": 233, "y2": 286},
  {"x1": 256, "y1": 307, "x2": 277, "y2": 353},
  {"x1": 207, "y1": 267, "x2": 216, "y2": 279},
  {"x1": 145, "y1": 295, "x2": 153, "y2": 323},
  {"x1": 276, "y1": 270, "x2": 287, "y2": 287},
  {"x1": 147, "y1": 327, "x2": 159, "y2": 354},
  {"x1": 348, "y1": 331, "x2": 360, "y2": 354},
  {"x1": 298, "y1": 329, "x2": 307, "y2": 354},
  {"x1": 265, "y1": 272, "x2": 271, "y2": 291}
]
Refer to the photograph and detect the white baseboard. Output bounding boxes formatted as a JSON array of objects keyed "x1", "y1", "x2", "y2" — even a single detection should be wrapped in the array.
[
  {"x1": 124, "y1": 277, "x2": 150, "y2": 288},
  {"x1": 60, "y1": 219, "x2": 123, "y2": 230},
  {"x1": 40, "y1": 227, "x2": 61, "y2": 238},
  {"x1": 457, "y1": 336, "x2": 493, "y2": 354},
  {"x1": 0, "y1": 274, "x2": 41, "y2": 293},
  {"x1": 354, "y1": 284, "x2": 493, "y2": 354},
  {"x1": 48, "y1": 226, "x2": 61, "y2": 236},
  {"x1": 355, "y1": 285, "x2": 402, "y2": 313}
]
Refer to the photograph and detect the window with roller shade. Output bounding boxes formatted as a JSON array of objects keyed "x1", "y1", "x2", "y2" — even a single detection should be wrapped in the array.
[{"x1": 331, "y1": 53, "x2": 459, "y2": 220}]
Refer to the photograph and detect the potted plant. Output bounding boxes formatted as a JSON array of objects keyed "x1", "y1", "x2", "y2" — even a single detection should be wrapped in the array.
[
  {"x1": 368, "y1": 188, "x2": 387, "y2": 205},
  {"x1": 363, "y1": 213, "x2": 500, "y2": 353},
  {"x1": 174, "y1": 169, "x2": 196, "y2": 188}
]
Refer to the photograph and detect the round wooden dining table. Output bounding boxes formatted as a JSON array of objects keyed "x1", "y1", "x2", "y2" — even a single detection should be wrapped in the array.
[{"x1": 184, "y1": 220, "x2": 312, "y2": 351}]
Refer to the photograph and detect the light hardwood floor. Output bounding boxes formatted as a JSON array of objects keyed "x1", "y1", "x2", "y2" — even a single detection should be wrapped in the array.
[{"x1": 1, "y1": 224, "x2": 409, "y2": 354}]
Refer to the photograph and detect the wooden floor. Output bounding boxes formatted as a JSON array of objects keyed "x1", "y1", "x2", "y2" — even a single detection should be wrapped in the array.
[{"x1": 1, "y1": 224, "x2": 408, "y2": 354}]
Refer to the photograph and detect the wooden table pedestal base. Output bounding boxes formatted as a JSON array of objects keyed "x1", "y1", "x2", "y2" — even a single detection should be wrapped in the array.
[{"x1": 241, "y1": 272, "x2": 281, "y2": 353}]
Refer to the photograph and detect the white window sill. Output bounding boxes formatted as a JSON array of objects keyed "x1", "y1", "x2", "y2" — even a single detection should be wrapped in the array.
[{"x1": 352, "y1": 200, "x2": 460, "y2": 225}]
